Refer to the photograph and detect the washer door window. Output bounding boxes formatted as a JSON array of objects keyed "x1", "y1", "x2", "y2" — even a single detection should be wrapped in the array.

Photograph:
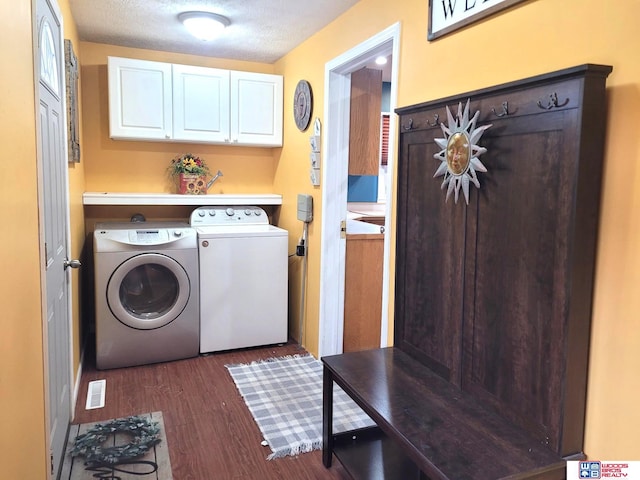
[{"x1": 107, "y1": 253, "x2": 190, "y2": 330}]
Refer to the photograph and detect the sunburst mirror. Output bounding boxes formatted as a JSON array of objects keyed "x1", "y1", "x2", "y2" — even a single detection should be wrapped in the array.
[{"x1": 433, "y1": 99, "x2": 491, "y2": 204}]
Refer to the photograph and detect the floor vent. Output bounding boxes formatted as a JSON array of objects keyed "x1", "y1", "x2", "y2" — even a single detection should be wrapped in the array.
[{"x1": 85, "y1": 379, "x2": 106, "y2": 410}]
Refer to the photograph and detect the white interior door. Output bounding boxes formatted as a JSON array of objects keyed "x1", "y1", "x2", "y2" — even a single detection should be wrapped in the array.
[{"x1": 35, "y1": 0, "x2": 73, "y2": 477}]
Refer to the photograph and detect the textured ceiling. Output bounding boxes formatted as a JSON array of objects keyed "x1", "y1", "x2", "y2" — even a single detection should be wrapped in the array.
[{"x1": 69, "y1": 0, "x2": 361, "y2": 63}]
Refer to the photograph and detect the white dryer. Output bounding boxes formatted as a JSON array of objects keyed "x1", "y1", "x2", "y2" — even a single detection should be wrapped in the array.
[
  {"x1": 190, "y1": 206, "x2": 288, "y2": 353},
  {"x1": 93, "y1": 222, "x2": 200, "y2": 369}
]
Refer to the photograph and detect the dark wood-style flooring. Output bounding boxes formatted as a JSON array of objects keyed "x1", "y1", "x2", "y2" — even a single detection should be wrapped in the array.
[{"x1": 74, "y1": 339, "x2": 349, "y2": 479}]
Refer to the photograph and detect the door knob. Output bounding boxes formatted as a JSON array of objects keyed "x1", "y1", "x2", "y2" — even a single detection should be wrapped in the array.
[{"x1": 64, "y1": 259, "x2": 81, "y2": 269}]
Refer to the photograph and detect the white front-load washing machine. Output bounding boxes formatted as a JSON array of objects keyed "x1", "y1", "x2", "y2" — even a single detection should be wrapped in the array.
[
  {"x1": 94, "y1": 222, "x2": 200, "y2": 369},
  {"x1": 190, "y1": 206, "x2": 288, "y2": 353}
]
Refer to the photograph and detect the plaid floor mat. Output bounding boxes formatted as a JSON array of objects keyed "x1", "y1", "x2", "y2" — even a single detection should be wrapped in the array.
[{"x1": 226, "y1": 354, "x2": 375, "y2": 459}]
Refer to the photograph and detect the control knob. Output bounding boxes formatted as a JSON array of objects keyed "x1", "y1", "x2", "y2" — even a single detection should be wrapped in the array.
[{"x1": 226, "y1": 208, "x2": 235, "y2": 216}]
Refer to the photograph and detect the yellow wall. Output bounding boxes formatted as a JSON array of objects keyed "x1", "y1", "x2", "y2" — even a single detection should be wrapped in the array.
[
  {"x1": 0, "y1": 1, "x2": 48, "y2": 478},
  {"x1": 272, "y1": 0, "x2": 640, "y2": 460}
]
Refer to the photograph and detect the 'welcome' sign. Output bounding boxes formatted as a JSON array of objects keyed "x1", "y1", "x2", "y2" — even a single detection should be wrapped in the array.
[{"x1": 428, "y1": 0, "x2": 528, "y2": 40}]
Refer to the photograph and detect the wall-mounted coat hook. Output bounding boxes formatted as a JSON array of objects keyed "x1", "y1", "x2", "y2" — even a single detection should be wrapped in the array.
[
  {"x1": 491, "y1": 101, "x2": 511, "y2": 117},
  {"x1": 403, "y1": 118, "x2": 414, "y2": 130},
  {"x1": 537, "y1": 92, "x2": 569, "y2": 110}
]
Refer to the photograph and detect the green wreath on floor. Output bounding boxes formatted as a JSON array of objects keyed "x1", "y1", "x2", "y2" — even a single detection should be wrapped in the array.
[{"x1": 71, "y1": 415, "x2": 161, "y2": 466}]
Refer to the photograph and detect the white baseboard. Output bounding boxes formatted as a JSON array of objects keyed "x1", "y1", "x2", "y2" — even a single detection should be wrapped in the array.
[{"x1": 71, "y1": 347, "x2": 85, "y2": 422}]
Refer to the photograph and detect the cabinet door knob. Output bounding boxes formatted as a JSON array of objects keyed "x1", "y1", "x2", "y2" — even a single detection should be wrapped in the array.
[{"x1": 165, "y1": 133, "x2": 171, "y2": 139}]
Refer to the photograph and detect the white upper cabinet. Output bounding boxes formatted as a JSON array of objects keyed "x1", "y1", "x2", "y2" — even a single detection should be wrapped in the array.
[
  {"x1": 231, "y1": 71, "x2": 283, "y2": 147},
  {"x1": 108, "y1": 57, "x2": 172, "y2": 140},
  {"x1": 172, "y1": 64, "x2": 230, "y2": 143},
  {"x1": 107, "y1": 56, "x2": 283, "y2": 147}
]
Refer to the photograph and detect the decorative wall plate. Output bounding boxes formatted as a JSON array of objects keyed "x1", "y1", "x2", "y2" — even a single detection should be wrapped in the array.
[
  {"x1": 433, "y1": 99, "x2": 491, "y2": 204},
  {"x1": 294, "y1": 80, "x2": 313, "y2": 131}
]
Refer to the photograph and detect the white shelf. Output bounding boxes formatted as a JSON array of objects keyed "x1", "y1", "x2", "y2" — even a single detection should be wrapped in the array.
[{"x1": 83, "y1": 192, "x2": 283, "y2": 206}]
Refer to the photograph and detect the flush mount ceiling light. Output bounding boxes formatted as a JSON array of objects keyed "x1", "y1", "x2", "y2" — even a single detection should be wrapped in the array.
[
  {"x1": 375, "y1": 56, "x2": 388, "y2": 65},
  {"x1": 178, "y1": 11, "x2": 230, "y2": 41}
]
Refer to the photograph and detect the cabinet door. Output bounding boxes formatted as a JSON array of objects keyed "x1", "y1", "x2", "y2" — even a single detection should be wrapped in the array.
[
  {"x1": 230, "y1": 71, "x2": 283, "y2": 146},
  {"x1": 172, "y1": 64, "x2": 230, "y2": 143},
  {"x1": 108, "y1": 56, "x2": 172, "y2": 140},
  {"x1": 343, "y1": 234, "x2": 384, "y2": 352},
  {"x1": 349, "y1": 67, "x2": 382, "y2": 175}
]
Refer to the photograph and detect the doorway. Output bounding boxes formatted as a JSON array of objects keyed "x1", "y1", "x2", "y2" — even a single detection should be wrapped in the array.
[{"x1": 318, "y1": 23, "x2": 400, "y2": 358}]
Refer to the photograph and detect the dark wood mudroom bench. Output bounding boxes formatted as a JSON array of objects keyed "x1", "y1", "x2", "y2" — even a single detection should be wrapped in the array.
[
  {"x1": 322, "y1": 348, "x2": 565, "y2": 480},
  {"x1": 321, "y1": 64, "x2": 611, "y2": 480}
]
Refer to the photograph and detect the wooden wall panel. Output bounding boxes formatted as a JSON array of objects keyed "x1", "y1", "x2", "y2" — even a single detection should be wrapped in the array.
[
  {"x1": 394, "y1": 129, "x2": 465, "y2": 383},
  {"x1": 462, "y1": 111, "x2": 576, "y2": 452}
]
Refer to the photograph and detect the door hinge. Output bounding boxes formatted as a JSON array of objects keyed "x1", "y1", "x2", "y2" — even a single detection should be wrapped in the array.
[
  {"x1": 50, "y1": 452, "x2": 54, "y2": 475},
  {"x1": 340, "y1": 220, "x2": 346, "y2": 239}
]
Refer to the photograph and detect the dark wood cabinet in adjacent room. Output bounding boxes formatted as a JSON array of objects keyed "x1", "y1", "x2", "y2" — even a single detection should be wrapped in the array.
[{"x1": 349, "y1": 67, "x2": 383, "y2": 175}]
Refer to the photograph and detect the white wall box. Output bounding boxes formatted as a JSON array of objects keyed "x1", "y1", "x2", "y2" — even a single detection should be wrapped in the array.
[{"x1": 108, "y1": 56, "x2": 283, "y2": 147}]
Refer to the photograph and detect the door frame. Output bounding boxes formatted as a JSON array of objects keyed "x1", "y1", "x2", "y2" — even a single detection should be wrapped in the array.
[
  {"x1": 32, "y1": 0, "x2": 75, "y2": 476},
  {"x1": 318, "y1": 23, "x2": 401, "y2": 358}
]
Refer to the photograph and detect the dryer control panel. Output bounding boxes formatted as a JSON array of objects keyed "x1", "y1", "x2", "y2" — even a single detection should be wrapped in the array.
[
  {"x1": 94, "y1": 222, "x2": 197, "y2": 250},
  {"x1": 189, "y1": 206, "x2": 270, "y2": 226}
]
